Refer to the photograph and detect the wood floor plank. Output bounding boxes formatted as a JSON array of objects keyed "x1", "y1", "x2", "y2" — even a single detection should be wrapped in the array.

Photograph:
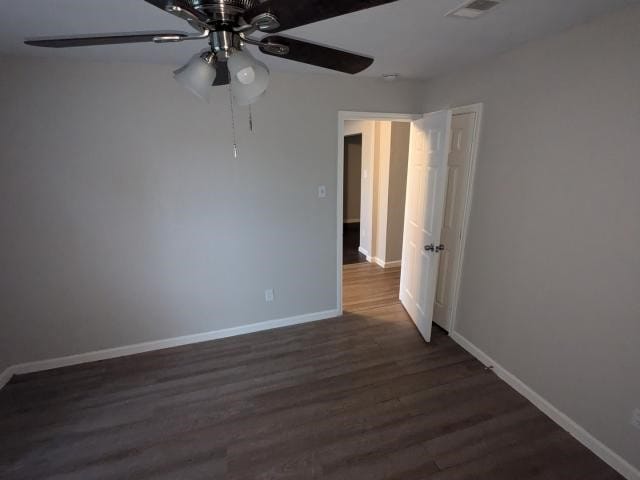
[{"x1": 0, "y1": 262, "x2": 624, "y2": 479}]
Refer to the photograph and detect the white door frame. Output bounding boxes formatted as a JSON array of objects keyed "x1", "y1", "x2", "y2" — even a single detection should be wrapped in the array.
[
  {"x1": 446, "y1": 103, "x2": 483, "y2": 335},
  {"x1": 337, "y1": 111, "x2": 419, "y2": 314}
]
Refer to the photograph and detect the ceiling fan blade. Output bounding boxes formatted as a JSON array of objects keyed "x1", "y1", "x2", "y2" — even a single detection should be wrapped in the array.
[
  {"x1": 259, "y1": 36, "x2": 373, "y2": 74},
  {"x1": 24, "y1": 32, "x2": 190, "y2": 48},
  {"x1": 244, "y1": 0, "x2": 399, "y2": 32},
  {"x1": 144, "y1": 0, "x2": 209, "y2": 30}
]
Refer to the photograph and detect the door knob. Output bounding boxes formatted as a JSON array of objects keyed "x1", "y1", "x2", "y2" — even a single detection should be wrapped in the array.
[
  {"x1": 424, "y1": 244, "x2": 435, "y2": 252},
  {"x1": 435, "y1": 244, "x2": 445, "y2": 253}
]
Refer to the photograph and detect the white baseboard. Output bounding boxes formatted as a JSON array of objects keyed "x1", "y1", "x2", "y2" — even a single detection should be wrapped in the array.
[
  {"x1": 356, "y1": 247, "x2": 376, "y2": 263},
  {"x1": 450, "y1": 331, "x2": 640, "y2": 480},
  {"x1": 373, "y1": 258, "x2": 402, "y2": 269},
  {"x1": 356, "y1": 248, "x2": 400, "y2": 269},
  {"x1": 344, "y1": 219, "x2": 360, "y2": 224},
  {"x1": 0, "y1": 309, "x2": 340, "y2": 389},
  {"x1": 0, "y1": 368, "x2": 13, "y2": 390}
]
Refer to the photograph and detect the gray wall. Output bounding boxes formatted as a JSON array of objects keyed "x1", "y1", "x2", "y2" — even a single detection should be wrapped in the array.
[
  {"x1": 423, "y1": 5, "x2": 640, "y2": 470},
  {"x1": 343, "y1": 136, "x2": 362, "y2": 222},
  {"x1": 0, "y1": 54, "x2": 421, "y2": 370}
]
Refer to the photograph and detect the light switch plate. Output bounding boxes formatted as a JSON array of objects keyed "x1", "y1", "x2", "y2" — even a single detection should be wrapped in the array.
[{"x1": 264, "y1": 289, "x2": 274, "y2": 303}]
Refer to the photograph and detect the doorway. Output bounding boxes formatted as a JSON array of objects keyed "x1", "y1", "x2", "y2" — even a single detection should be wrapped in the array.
[
  {"x1": 341, "y1": 119, "x2": 412, "y2": 267},
  {"x1": 337, "y1": 106, "x2": 482, "y2": 341},
  {"x1": 338, "y1": 112, "x2": 417, "y2": 313},
  {"x1": 343, "y1": 134, "x2": 365, "y2": 265}
]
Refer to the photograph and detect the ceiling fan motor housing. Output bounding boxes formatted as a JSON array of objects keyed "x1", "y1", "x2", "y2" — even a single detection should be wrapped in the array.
[
  {"x1": 209, "y1": 30, "x2": 241, "y2": 59},
  {"x1": 188, "y1": 0, "x2": 258, "y2": 19}
]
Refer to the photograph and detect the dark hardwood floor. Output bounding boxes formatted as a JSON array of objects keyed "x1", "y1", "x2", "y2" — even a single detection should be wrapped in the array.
[
  {"x1": 0, "y1": 263, "x2": 622, "y2": 479},
  {"x1": 343, "y1": 222, "x2": 366, "y2": 265}
]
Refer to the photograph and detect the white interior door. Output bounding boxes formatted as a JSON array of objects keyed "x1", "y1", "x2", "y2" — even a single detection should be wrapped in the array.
[
  {"x1": 400, "y1": 110, "x2": 452, "y2": 342},
  {"x1": 434, "y1": 112, "x2": 476, "y2": 331}
]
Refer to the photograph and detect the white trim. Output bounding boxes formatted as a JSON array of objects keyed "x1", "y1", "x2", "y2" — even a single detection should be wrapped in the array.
[
  {"x1": 447, "y1": 103, "x2": 484, "y2": 333},
  {"x1": 373, "y1": 258, "x2": 402, "y2": 269},
  {"x1": 338, "y1": 111, "x2": 420, "y2": 312},
  {"x1": 357, "y1": 246, "x2": 375, "y2": 264},
  {"x1": 0, "y1": 368, "x2": 13, "y2": 390},
  {"x1": 343, "y1": 218, "x2": 360, "y2": 224},
  {"x1": 450, "y1": 331, "x2": 640, "y2": 480},
  {"x1": 0, "y1": 309, "x2": 340, "y2": 388}
]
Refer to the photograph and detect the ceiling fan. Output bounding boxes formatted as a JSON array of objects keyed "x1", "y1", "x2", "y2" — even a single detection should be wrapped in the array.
[{"x1": 25, "y1": 0, "x2": 399, "y2": 105}]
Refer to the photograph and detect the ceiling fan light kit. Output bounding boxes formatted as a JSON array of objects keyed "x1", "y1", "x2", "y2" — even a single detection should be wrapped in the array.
[
  {"x1": 173, "y1": 51, "x2": 218, "y2": 102},
  {"x1": 24, "y1": 0, "x2": 400, "y2": 104},
  {"x1": 228, "y1": 49, "x2": 270, "y2": 106}
]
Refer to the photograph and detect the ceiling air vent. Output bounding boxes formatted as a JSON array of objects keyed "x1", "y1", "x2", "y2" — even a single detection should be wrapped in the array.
[{"x1": 447, "y1": 0, "x2": 502, "y2": 19}]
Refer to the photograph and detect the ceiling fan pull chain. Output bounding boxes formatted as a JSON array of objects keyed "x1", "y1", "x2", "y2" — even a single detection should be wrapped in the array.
[
  {"x1": 249, "y1": 105, "x2": 254, "y2": 132},
  {"x1": 227, "y1": 85, "x2": 239, "y2": 159}
]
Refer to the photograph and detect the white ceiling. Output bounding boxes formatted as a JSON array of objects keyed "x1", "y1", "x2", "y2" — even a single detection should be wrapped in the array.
[{"x1": 1, "y1": 0, "x2": 637, "y2": 79}]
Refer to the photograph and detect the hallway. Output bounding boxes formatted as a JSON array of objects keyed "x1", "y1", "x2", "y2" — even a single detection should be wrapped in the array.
[
  {"x1": 343, "y1": 262, "x2": 401, "y2": 313},
  {"x1": 342, "y1": 223, "x2": 366, "y2": 265}
]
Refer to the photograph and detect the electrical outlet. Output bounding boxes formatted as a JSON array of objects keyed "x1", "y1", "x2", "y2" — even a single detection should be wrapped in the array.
[
  {"x1": 631, "y1": 409, "x2": 640, "y2": 430},
  {"x1": 318, "y1": 185, "x2": 327, "y2": 198},
  {"x1": 264, "y1": 289, "x2": 274, "y2": 303}
]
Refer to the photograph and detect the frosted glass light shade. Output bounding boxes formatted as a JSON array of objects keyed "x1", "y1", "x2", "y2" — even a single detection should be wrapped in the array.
[
  {"x1": 174, "y1": 52, "x2": 217, "y2": 102},
  {"x1": 236, "y1": 66, "x2": 256, "y2": 85},
  {"x1": 228, "y1": 49, "x2": 269, "y2": 106}
]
